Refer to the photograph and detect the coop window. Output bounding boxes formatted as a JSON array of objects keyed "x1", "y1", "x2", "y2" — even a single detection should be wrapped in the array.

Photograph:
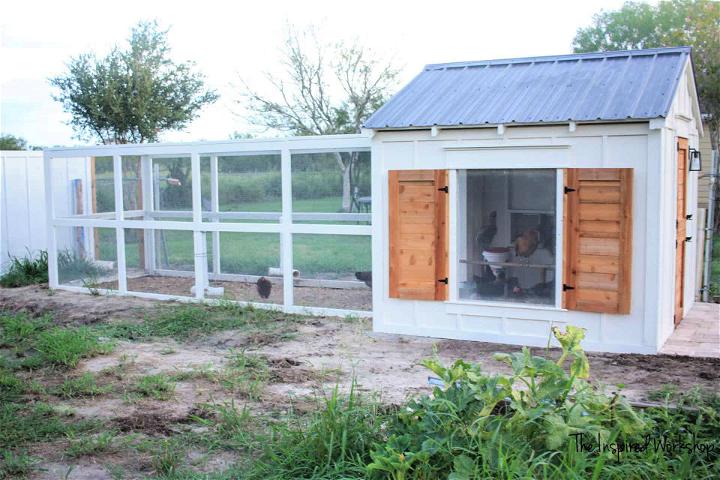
[{"x1": 458, "y1": 169, "x2": 558, "y2": 305}]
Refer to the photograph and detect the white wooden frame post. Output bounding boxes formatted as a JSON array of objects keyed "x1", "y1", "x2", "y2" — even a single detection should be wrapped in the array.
[
  {"x1": 113, "y1": 154, "x2": 127, "y2": 293},
  {"x1": 210, "y1": 155, "x2": 221, "y2": 276},
  {"x1": 141, "y1": 155, "x2": 156, "y2": 274},
  {"x1": 43, "y1": 153, "x2": 58, "y2": 287},
  {"x1": 280, "y1": 148, "x2": 294, "y2": 308},
  {"x1": 191, "y1": 152, "x2": 206, "y2": 299}
]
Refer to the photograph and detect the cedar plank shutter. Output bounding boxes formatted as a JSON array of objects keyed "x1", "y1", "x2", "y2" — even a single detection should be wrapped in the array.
[
  {"x1": 563, "y1": 168, "x2": 633, "y2": 314},
  {"x1": 388, "y1": 170, "x2": 448, "y2": 300}
]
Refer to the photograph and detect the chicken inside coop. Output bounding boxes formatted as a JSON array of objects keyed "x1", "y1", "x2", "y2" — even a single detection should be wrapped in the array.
[{"x1": 459, "y1": 169, "x2": 557, "y2": 306}]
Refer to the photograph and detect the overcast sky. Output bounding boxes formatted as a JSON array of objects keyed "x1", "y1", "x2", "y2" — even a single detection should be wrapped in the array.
[{"x1": 0, "y1": 0, "x2": 639, "y2": 147}]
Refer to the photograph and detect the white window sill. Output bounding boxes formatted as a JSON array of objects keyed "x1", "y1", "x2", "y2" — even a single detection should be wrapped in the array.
[{"x1": 446, "y1": 299, "x2": 568, "y2": 312}]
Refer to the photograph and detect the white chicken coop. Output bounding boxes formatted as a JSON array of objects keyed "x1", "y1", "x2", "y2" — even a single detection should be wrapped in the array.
[{"x1": 44, "y1": 47, "x2": 703, "y2": 354}]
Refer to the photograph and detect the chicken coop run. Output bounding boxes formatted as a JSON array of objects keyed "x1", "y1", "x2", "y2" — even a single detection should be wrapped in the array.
[
  {"x1": 44, "y1": 135, "x2": 373, "y2": 316},
  {"x1": 45, "y1": 47, "x2": 705, "y2": 354}
]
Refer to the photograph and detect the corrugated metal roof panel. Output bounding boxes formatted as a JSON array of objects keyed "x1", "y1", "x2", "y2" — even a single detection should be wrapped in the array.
[{"x1": 364, "y1": 47, "x2": 690, "y2": 129}]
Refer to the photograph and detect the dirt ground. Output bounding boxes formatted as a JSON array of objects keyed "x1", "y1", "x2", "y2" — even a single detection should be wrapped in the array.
[
  {"x1": 1, "y1": 285, "x2": 719, "y2": 479},
  {"x1": 98, "y1": 275, "x2": 373, "y2": 311},
  {"x1": 2, "y1": 285, "x2": 718, "y2": 405}
]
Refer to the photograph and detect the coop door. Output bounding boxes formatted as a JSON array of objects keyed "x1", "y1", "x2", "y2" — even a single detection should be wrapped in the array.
[
  {"x1": 563, "y1": 168, "x2": 633, "y2": 314},
  {"x1": 388, "y1": 170, "x2": 449, "y2": 300}
]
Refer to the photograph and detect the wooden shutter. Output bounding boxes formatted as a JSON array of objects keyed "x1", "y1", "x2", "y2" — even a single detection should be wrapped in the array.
[
  {"x1": 388, "y1": 170, "x2": 448, "y2": 300},
  {"x1": 563, "y1": 168, "x2": 633, "y2": 314}
]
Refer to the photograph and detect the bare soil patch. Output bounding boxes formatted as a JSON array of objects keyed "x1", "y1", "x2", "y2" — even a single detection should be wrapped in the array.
[
  {"x1": 3, "y1": 285, "x2": 717, "y2": 406},
  {"x1": 99, "y1": 275, "x2": 372, "y2": 311}
]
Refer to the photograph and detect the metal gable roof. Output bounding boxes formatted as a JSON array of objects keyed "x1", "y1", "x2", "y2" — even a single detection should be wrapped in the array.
[{"x1": 364, "y1": 47, "x2": 691, "y2": 129}]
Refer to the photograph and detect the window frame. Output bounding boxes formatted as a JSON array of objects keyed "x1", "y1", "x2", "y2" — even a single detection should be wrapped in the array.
[{"x1": 450, "y1": 168, "x2": 564, "y2": 309}]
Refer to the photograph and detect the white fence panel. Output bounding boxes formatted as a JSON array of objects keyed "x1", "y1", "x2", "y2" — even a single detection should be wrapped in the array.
[{"x1": 0, "y1": 151, "x2": 89, "y2": 273}]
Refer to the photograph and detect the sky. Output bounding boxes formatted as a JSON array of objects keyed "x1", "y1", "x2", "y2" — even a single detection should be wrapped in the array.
[{"x1": 0, "y1": 0, "x2": 640, "y2": 147}]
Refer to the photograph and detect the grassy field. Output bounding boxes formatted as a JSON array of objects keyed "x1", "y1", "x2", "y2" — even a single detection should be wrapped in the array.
[
  {"x1": 96, "y1": 229, "x2": 371, "y2": 278},
  {"x1": 91, "y1": 195, "x2": 371, "y2": 278},
  {"x1": 1, "y1": 305, "x2": 718, "y2": 479}
]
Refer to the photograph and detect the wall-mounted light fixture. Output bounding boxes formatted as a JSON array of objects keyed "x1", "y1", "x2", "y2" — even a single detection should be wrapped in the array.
[{"x1": 689, "y1": 148, "x2": 702, "y2": 171}]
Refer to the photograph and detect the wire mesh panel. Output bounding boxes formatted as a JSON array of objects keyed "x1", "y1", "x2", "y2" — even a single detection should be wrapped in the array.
[
  {"x1": 91, "y1": 156, "x2": 115, "y2": 214},
  {"x1": 205, "y1": 232, "x2": 283, "y2": 304},
  {"x1": 291, "y1": 151, "x2": 371, "y2": 224},
  {"x1": 124, "y1": 228, "x2": 145, "y2": 274},
  {"x1": 50, "y1": 157, "x2": 94, "y2": 217},
  {"x1": 56, "y1": 226, "x2": 118, "y2": 290},
  {"x1": 122, "y1": 156, "x2": 143, "y2": 214},
  {"x1": 152, "y1": 157, "x2": 192, "y2": 212},
  {"x1": 292, "y1": 234, "x2": 372, "y2": 311},
  {"x1": 201, "y1": 154, "x2": 282, "y2": 223},
  {"x1": 124, "y1": 228, "x2": 195, "y2": 297}
]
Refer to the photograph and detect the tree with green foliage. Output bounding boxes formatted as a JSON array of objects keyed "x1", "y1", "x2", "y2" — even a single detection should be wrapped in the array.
[
  {"x1": 51, "y1": 20, "x2": 218, "y2": 146},
  {"x1": 0, "y1": 134, "x2": 28, "y2": 150},
  {"x1": 573, "y1": 0, "x2": 720, "y2": 147},
  {"x1": 238, "y1": 26, "x2": 399, "y2": 211}
]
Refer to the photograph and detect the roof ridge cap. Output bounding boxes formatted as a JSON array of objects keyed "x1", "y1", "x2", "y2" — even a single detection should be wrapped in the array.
[{"x1": 424, "y1": 46, "x2": 691, "y2": 71}]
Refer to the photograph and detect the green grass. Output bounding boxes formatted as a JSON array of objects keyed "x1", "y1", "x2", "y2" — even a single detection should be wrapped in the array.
[
  {"x1": 97, "y1": 196, "x2": 371, "y2": 275},
  {"x1": 217, "y1": 351, "x2": 270, "y2": 399},
  {"x1": 55, "y1": 373, "x2": 111, "y2": 399},
  {"x1": 35, "y1": 326, "x2": 113, "y2": 368},
  {"x1": 238, "y1": 328, "x2": 720, "y2": 480},
  {"x1": 132, "y1": 374, "x2": 176, "y2": 401},
  {"x1": 96, "y1": 303, "x2": 301, "y2": 342},
  {"x1": 65, "y1": 430, "x2": 117, "y2": 458},
  {"x1": 0, "y1": 450, "x2": 37, "y2": 479},
  {"x1": 0, "y1": 251, "x2": 48, "y2": 288},
  {"x1": 0, "y1": 312, "x2": 113, "y2": 369},
  {"x1": 0, "y1": 402, "x2": 98, "y2": 449}
]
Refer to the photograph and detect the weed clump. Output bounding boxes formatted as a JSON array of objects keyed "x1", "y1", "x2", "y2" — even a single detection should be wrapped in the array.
[
  {"x1": 244, "y1": 326, "x2": 720, "y2": 480},
  {"x1": 0, "y1": 251, "x2": 48, "y2": 288}
]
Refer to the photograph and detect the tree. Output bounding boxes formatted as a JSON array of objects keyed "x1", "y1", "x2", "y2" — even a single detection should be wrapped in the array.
[
  {"x1": 573, "y1": 1, "x2": 720, "y2": 145},
  {"x1": 51, "y1": 20, "x2": 218, "y2": 145},
  {"x1": 0, "y1": 134, "x2": 28, "y2": 150},
  {"x1": 51, "y1": 20, "x2": 218, "y2": 209},
  {"x1": 238, "y1": 27, "x2": 399, "y2": 211}
]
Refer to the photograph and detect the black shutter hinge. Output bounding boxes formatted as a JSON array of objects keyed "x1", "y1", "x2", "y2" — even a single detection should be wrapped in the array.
[
  {"x1": 685, "y1": 236, "x2": 692, "y2": 243},
  {"x1": 563, "y1": 284, "x2": 575, "y2": 291},
  {"x1": 564, "y1": 186, "x2": 576, "y2": 194},
  {"x1": 686, "y1": 214, "x2": 693, "y2": 220},
  {"x1": 438, "y1": 277, "x2": 448, "y2": 284},
  {"x1": 438, "y1": 186, "x2": 449, "y2": 193}
]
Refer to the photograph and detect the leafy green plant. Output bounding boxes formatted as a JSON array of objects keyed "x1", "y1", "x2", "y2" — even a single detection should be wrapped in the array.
[{"x1": 0, "y1": 250, "x2": 48, "y2": 287}]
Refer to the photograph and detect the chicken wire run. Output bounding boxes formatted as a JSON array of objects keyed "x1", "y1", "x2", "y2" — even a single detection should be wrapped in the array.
[{"x1": 44, "y1": 135, "x2": 373, "y2": 317}]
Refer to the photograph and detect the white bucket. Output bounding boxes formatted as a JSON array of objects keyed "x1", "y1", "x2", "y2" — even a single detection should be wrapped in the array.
[{"x1": 482, "y1": 248, "x2": 510, "y2": 277}]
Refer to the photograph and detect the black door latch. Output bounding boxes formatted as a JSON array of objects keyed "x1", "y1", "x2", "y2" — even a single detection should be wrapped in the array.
[
  {"x1": 563, "y1": 284, "x2": 575, "y2": 291},
  {"x1": 438, "y1": 278, "x2": 448, "y2": 284},
  {"x1": 438, "y1": 186, "x2": 449, "y2": 193}
]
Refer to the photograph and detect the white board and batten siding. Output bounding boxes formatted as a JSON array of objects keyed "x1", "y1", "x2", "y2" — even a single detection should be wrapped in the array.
[
  {"x1": 656, "y1": 59, "x2": 703, "y2": 349},
  {"x1": 0, "y1": 151, "x2": 90, "y2": 273},
  {"x1": 372, "y1": 125, "x2": 699, "y2": 354}
]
